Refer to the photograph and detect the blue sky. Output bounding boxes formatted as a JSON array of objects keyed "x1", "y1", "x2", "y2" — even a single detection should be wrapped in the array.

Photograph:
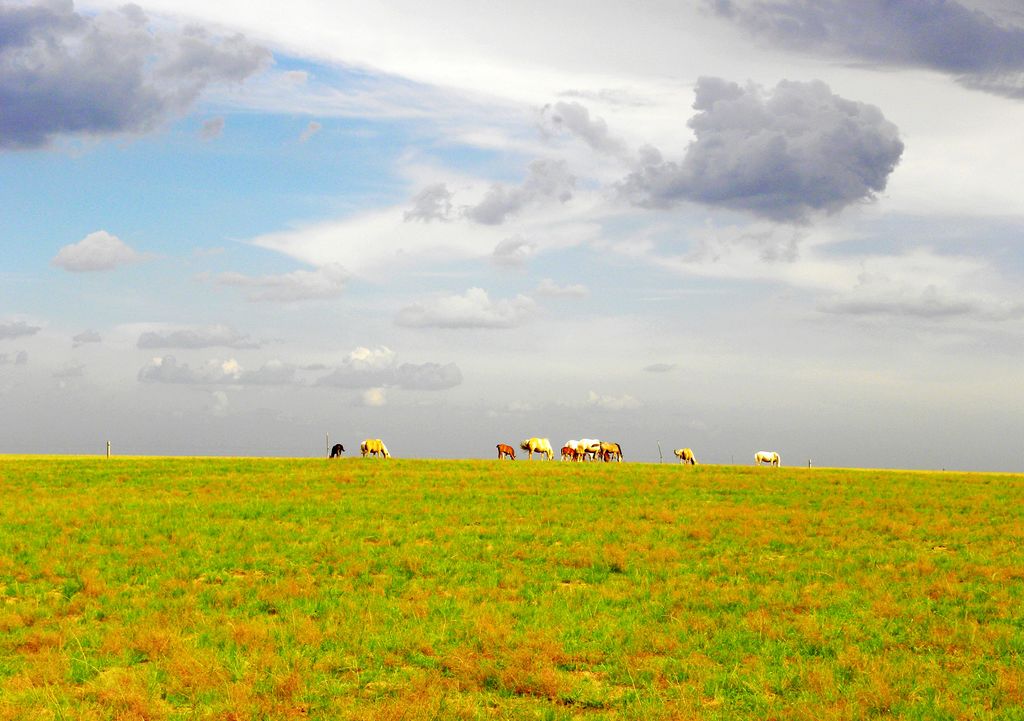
[{"x1": 3, "y1": 0, "x2": 1024, "y2": 469}]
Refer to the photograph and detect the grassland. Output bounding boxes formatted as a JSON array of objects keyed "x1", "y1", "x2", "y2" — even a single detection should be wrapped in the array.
[{"x1": 1, "y1": 456, "x2": 1023, "y2": 720}]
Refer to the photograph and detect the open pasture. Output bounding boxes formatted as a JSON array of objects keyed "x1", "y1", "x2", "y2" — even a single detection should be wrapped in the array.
[{"x1": 1, "y1": 456, "x2": 1023, "y2": 719}]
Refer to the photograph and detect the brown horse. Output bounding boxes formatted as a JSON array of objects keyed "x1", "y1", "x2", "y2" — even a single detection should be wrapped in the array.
[
  {"x1": 560, "y1": 445, "x2": 577, "y2": 461},
  {"x1": 496, "y1": 443, "x2": 516, "y2": 460}
]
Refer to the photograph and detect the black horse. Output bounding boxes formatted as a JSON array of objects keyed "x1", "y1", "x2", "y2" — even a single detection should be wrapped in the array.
[{"x1": 329, "y1": 443, "x2": 345, "y2": 458}]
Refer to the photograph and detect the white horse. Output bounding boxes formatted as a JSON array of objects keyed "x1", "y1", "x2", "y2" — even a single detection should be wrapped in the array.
[
  {"x1": 576, "y1": 438, "x2": 602, "y2": 461},
  {"x1": 520, "y1": 437, "x2": 553, "y2": 460},
  {"x1": 360, "y1": 438, "x2": 391, "y2": 458},
  {"x1": 755, "y1": 451, "x2": 780, "y2": 466},
  {"x1": 674, "y1": 448, "x2": 697, "y2": 465}
]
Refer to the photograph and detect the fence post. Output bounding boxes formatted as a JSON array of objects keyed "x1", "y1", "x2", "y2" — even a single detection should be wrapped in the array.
[
  {"x1": 106, "y1": 441, "x2": 111, "y2": 459},
  {"x1": 326, "y1": 433, "x2": 329, "y2": 458},
  {"x1": 657, "y1": 441, "x2": 663, "y2": 463}
]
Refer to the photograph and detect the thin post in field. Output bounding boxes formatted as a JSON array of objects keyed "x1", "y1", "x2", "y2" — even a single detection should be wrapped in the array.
[{"x1": 106, "y1": 441, "x2": 111, "y2": 458}]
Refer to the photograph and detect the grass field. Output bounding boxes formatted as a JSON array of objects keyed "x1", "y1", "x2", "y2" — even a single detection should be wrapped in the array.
[{"x1": 1, "y1": 456, "x2": 1023, "y2": 720}]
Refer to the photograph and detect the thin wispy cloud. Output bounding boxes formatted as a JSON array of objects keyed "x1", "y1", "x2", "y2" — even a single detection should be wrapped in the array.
[
  {"x1": 214, "y1": 264, "x2": 348, "y2": 302},
  {"x1": 137, "y1": 325, "x2": 260, "y2": 350}
]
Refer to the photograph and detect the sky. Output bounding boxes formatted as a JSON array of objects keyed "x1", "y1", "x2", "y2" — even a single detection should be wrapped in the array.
[{"x1": 2, "y1": 0, "x2": 1023, "y2": 470}]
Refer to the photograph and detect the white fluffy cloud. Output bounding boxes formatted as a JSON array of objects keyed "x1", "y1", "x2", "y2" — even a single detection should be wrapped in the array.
[
  {"x1": 396, "y1": 287, "x2": 536, "y2": 329},
  {"x1": 620, "y1": 78, "x2": 904, "y2": 222},
  {"x1": 51, "y1": 231, "x2": 144, "y2": 272},
  {"x1": 315, "y1": 346, "x2": 463, "y2": 390}
]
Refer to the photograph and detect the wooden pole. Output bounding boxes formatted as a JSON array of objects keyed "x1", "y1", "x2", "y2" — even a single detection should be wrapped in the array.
[
  {"x1": 326, "y1": 433, "x2": 330, "y2": 458},
  {"x1": 106, "y1": 441, "x2": 111, "y2": 459},
  {"x1": 657, "y1": 441, "x2": 663, "y2": 464}
]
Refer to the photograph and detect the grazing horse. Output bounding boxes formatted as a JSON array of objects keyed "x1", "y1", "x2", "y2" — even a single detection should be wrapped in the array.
[
  {"x1": 520, "y1": 437, "x2": 553, "y2": 460},
  {"x1": 576, "y1": 438, "x2": 602, "y2": 461},
  {"x1": 674, "y1": 448, "x2": 697, "y2": 465},
  {"x1": 496, "y1": 443, "x2": 516, "y2": 460},
  {"x1": 562, "y1": 441, "x2": 579, "y2": 461},
  {"x1": 755, "y1": 451, "x2": 780, "y2": 466},
  {"x1": 329, "y1": 443, "x2": 345, "y2": 458},
  {"x1": 360, "y1": 438, "x2": 391, "y2": 458},
  {"x1": 600, "y1": 441, "x2": 622, "y2": 462}
]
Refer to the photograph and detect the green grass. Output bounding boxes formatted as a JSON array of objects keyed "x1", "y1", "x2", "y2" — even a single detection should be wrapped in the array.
[{"x1": 1, "y1": 456, "x2": 1024, "y2": 719}]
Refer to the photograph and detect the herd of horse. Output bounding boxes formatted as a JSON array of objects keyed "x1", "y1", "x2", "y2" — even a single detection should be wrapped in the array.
[{"x1": 331, "y1": 438, "x2": 781, "y2": 466}]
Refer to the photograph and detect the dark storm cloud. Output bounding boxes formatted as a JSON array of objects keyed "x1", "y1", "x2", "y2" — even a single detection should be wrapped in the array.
[
  {"x1": 0, "y1": 1, "x2": 270, "y2": 150},
  {"x1": 710, "y1": 0, "x2": 1024, "y2": 99},
  {"x1": 137, "y1": 325, "x2": 260, "y2": 350},
  {"x1": 619, "y1": 77, "x2": 904, "y2": 222},
  {"x1": 465, "y1": 159, "x2": 575, "y2": 225}
]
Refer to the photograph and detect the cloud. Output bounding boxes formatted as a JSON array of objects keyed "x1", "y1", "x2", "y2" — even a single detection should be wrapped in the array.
[
  {"x1": 534, "y1": 278, "x2": 589, "y2": 297},
  {"x1": 395, "y1": 287, "x2": 536, "y2": 329},
  {"x1": 817, "y1": 261, "x2": 1024, "y2": 321},
  {"x1": 491, "y1": 236, "x2": 537, "y2": 267},
  {"x1": 208, "y1": 390, "x2": 230, "y2": 417},
  {"x1": 137, "y1": 325, "x2": 259, "y2": 350},
  {"x1": 137, "y1": 356, "x2": 296, "y2": 385},
  {"x1": 644, "y1": 363, "x2": 677, "y2": 373},
  {"x1": 72, "y1": 330, "x2": 102, "y2": 347},
  {"x1": 710, "y1": 0, "x2": 1024, "y2": 99},
  {"x1": 0, "y1": 2, "x2": 270, "y2": 150},
  {"x1": 314, "y1": 345, "x2": 462, "y2": 391},
  {"x1": 587, "y1": 390, "x2": 641, "y2": 410},
  {"x1": 539, "y1": 101, "x2": 629, "y2": 156},
  {"x1": 619, "y1": 77, "x2": 904, "y2": 222},
  {"x1": 200, "y1": 116, "x2": 225, "y2": 140},
  {"x1": 0, "y1": 320, "x2": 41, "y2": 340},
  {"x1": 392, "y1": 362, "x2": 463, "y2": 390},
  {"x1": 51, "y1": 230, "x2": 144, "y2": 272},
  {"x1": 465, "y1": 159, "x2": 575, "y2": 225},
  {"x1": 53, "y1": 363, "x2": 84, "y2": 379},
  {"x1": 214, "y1": 263, "x2": 348, "y2": 301},
  {"x1": 404, "y1": 183, "x2": 454, "y2": 222},
  {"x1": 0, "y1": 351, "x2": 28, "y2": 366},
  {"x1": 299, "y1": 120, "x2": 322, "y2": 142},
  {"x1": 361, "y1": 387, "x2": 387, "y2": 407},
  {"x1": 313, "y1": 346, "x2": 462, "y2": 391}
]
